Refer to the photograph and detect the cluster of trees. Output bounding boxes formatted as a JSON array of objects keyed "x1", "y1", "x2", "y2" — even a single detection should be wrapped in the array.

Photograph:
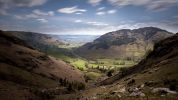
[
  {"x1": 92, "y1": 65, "x2": 115, "y2": 77},
  {"x1": 59, "y1": 78, "x2": 85, "y2": 91},
  {"x1": 94, "y1": 65, "x2": 108, "y2": 73}
]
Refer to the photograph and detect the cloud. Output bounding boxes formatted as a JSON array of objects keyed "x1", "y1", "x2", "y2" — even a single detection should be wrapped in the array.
[
  {"x1": 75, "y1": 12, "x2": 82, "y2": 15},
  {"x1": 173, "y1": 15, "x2": 178, "y2": 19},
  {"x1": 107, "y1": 0, "x2": 178, "y2": 11},
  {"x1": 25, "y1": 13, "x2": 39, "y2": 19},
  {"x1": 97, "y1": 7, "x2": 105, "y2": 11},
  {"x1": 37, "y1": 18, "x2": 48, "y2": 23},
  {"x1": 0, "y1": 0, "x2": 47, "y2": 15},
  {"x1": 58, "y1": 6, "x2": 87, "y2": 14},
  {"x1": 14, "y1": 15, "x2": 26, "y2": 20},
  {"x1": 14, "y1": 14, "x2": 39, "y2": 20},
  {"x1": 147, "y1": 1, "x2": 178, "y2": 12},
  {"x1": 107, "y1": 9, "x2": 117, "y2": 14},
  {"x1": 32, "y1": 9, "x2": 54, "y2": 16},
  {"x1": 14, "y1": 9, "x2": 54, "y2": 21},
  {"x1": 96, "y1": 9, "x2": 117, "y2": 15},
  {"x1": 74, "y1": 20, "x2": 82, "y2": 23},
  {"x1": 0, "y1": 0, "x2": 47, "y2": 7},
  {"x1": 108, "y1": 0, "x2": 149, "y2": 6},
  {"x1": 87, "y1": 21, "x2": 109, "y2": 26},
  {"x1": 96, "y1": 11, "x2": 106, "y2": 15},
  {"x1": 74, "y1": 19, "x2": 109, "y2": 26},
  {"x1": 107, "y1": 0, "x2": 148, "y2": 7},
  {"x1": 88, "y1": 0, "x2": 102, "y2": 6},
  {"x1": 0, "y1": 9, "x2": 8, "y2": 15}
]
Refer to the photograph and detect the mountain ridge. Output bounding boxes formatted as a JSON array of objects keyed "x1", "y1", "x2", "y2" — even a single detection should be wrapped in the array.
[{"x1": 75, "y1": 27, "x2": 173, "y2": 60}]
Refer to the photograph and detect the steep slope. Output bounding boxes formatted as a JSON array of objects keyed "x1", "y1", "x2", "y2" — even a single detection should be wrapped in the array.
[
  {"x1": 76, "y1": 27, "x2": 172, "y2": 60},
  {"x1": 0, "y1": 30, "x2": 85, "y2": 100},
  {"x1": 64, "y1": 33, "x2": 178, "y2": 100},
  {"x1": 99, "y1": 33, "x2": 178, "y2": 85},
  {"x1": 5, "y1": 31, "x2": 77, "y2": 61},
  {"x1": 5, "y1": 31, "x2": 65, "y2": 51}
]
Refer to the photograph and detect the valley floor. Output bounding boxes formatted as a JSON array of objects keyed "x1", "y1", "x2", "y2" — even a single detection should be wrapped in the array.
[{"x1": 50, "y1": 49, "x2": 178, "y2": 100}]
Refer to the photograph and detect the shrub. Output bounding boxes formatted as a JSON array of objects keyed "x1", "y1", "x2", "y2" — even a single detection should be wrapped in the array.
[
  {"x1": 67, "y1": 83, "x2": 74, "y2": 91},
  {"x1": 85, "y1": 63, "x2": 89, "y2": 68},
  {"x1": 119, "y1": 67, "x2": 129, "y2": 76},
  {"x1": 107, "y1": 70, "x2": 114, "y2": 77},
  {"x1": 78, "y1": 67, "x2": 84, "y2": 71},
  {"x1": 169, "y1": 83, "x2": 177, "y2": 91},
  {"x1": 119, "y1": 61, "x2": 125, "y2": 65},
  {"x1": 77, "y1": 82, "x2": 85, "y2": 90}
]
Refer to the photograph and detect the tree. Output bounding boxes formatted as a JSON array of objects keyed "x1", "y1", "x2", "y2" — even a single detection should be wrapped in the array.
[{"x1": 85, "y1": 63, "x2": 89, "y2": 68}]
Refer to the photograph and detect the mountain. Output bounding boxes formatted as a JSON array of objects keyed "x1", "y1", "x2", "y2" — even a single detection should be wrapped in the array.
[
  {"x1": 75, "y1": 27, "x2": 173, "y2": 60},
  {"x1": 100, "y1": 33, "x2": 178, "y2": 85},
  {"x1": 66, "y1": 33, "x2": 178, "y2": 100},
  {"x1": 0, "y1": 30, "x2": 85, "y2": 100}
]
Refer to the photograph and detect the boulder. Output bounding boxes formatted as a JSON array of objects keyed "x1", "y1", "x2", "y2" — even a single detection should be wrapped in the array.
[
  {"x1": 129, "y1": 91, "x2": 145, "y2": 97},
  {"x1": 152, "y1": 87, "x2": 177, "y2": 95}
]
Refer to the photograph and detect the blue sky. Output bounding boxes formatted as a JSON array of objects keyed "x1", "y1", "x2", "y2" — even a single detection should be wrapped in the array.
[{"x1": 0, "y1": 0, "x2": 178, "y2": 35}]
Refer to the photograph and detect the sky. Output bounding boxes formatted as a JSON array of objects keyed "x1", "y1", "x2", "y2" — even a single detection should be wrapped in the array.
[{"x1": 0, "y1": 0, "x2": 178, "y2": 35}]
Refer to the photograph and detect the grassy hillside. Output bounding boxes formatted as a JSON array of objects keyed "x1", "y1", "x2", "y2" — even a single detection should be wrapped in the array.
[
  {"x1": 0, "y1": 30, "x2": 85, "y2": 100},
  {"x1": 99, "y1": 33, "x2": 178, "y2": 85},
  {"x1": 75, "y1": 27, "x2": 172, "y2": 60}
]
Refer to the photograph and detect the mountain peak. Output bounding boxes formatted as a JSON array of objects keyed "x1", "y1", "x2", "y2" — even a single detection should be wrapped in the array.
[
  {"x1": 135, "y1": 27, "x2": 166, "y2": 31},
  {"x1": 133, "y1": 27, "x2": 171, "y2": 34}
]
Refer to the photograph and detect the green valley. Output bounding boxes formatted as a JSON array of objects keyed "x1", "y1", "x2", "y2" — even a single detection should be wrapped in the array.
[{"x1": 1, "y1": 0, "x2": 178, "y2": 99}]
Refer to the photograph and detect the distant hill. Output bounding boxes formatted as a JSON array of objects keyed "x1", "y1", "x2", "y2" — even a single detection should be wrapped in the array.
[
  {"x1": 75, "y1": 27, "x2": 173, "y2": 60},
  {"x1": 52, "y1": 35, "x2": 100, "y2": 44},
  {"x1": 51, "y1": 35, "x2": 100, "y2": 48},
  {"x1": 0, "y1": 30, "x2": 85, "y2": 100}
]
